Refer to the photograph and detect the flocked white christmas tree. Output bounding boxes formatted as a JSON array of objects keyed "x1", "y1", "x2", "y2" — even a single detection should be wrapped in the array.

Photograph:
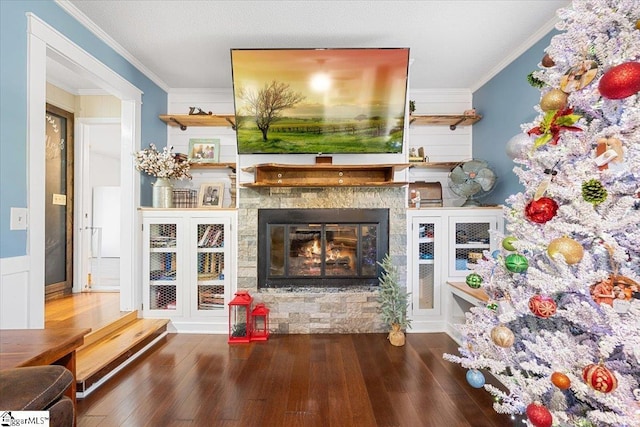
[{"x1": 444, "y1": 1, "x2": 640, "y2": 426}]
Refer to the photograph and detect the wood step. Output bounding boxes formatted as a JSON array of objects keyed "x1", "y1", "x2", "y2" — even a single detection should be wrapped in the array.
[
  {"x1": 76, "y1": 318, "x2": 170, "y2": 397},
  {"x1": 79, "y1": 310, "x2": 139, "y2": 349}
]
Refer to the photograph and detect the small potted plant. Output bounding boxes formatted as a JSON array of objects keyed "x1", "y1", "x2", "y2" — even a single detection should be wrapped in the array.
[{"x1": 378, "y1": 254, "x2": 411, "y2": 346}]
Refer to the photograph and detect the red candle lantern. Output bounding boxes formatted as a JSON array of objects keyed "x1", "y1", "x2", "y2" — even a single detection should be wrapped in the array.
[
  {"x1": 251, "y1": 303, "x2": 270, "y2": 341},
  {"x1": 228, "y1": 291, "x2": 253, "y2": 344}
]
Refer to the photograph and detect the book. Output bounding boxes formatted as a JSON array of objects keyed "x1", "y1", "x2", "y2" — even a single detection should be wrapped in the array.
[{"x1": 198, "y1": 226, "x2": 212, "y2": 247}]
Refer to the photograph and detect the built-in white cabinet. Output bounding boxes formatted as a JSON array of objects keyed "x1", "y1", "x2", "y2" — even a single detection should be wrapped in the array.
[
  {"x1": 141, "y1": 209, "x2": 236, "y2": 333},
  {"x1": 407, "y1": 207, "x2": 503, "y2": 332}
]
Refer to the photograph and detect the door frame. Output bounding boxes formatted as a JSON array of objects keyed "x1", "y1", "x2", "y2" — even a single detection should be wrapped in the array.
[
  {"x1": 44, "y1": 103, "x2": 74, "y2": 299},
  {"x1": 27, "y1": 13, "x2": 142, "y2": 326}
]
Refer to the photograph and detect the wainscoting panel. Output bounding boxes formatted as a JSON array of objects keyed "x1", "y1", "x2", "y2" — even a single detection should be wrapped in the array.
[{"x1": 0, "y1": 256, "x2": 30, "y2": 328}]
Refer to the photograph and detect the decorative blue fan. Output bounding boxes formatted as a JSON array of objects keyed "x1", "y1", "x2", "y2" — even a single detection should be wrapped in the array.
[{"x1": 448, "y1": 159, "x2": 497, "y2": 206}]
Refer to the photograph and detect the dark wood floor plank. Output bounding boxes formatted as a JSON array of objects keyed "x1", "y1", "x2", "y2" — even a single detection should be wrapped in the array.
[
  {"x1": 285, "y1": 335, "x2": 313, "y2": 414},
  {"x1": 78, "y1": 332, "x2": 518, "y2": 427},
  {"x1": 352, "y1": 334, "x2": 403, "y2": 427}
]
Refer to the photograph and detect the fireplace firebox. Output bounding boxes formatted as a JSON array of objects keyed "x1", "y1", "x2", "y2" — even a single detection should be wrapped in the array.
[{"x1": 258, "y1": 209, "x2": 389, "y2": 288}]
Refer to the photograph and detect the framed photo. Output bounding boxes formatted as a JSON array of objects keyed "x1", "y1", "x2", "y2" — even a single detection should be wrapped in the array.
[
  {"x1": 189, "y1": 138, "x2": 220, "y2": 163},
  {"x1": 198, "y1": 183, "x2": 224, "y2": 208}
]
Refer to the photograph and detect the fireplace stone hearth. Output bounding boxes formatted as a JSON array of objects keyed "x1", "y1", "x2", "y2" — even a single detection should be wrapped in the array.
[{"x1": 236, "y1": 186, "x2": 407, "y2": 334}]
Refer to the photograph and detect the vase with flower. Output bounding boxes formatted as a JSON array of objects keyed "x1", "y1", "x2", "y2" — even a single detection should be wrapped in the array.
[{"x1": 134, "y1": 144, "x2": 191, "y2": 208}]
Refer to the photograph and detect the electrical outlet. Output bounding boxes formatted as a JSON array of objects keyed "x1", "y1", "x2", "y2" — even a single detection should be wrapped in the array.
[{"x1": 10, "y1": 207, "x2": 28, "y2": 230}]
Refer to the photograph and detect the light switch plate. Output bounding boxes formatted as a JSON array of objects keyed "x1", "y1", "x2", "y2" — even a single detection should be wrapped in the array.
[
  {"x1": 52, "y1": 194, "x2": 67, "y2": 205},
  {"x1": 10, "y1": 207, "x2": 28, "y2": 230}
]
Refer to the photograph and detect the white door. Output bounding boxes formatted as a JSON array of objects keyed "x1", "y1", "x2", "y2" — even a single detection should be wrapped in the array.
[{"x1": 77, "y1": 121, "x2": 121, "y2": 291}]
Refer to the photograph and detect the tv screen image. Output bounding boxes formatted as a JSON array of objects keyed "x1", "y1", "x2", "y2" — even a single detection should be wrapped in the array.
[{"x1": 230, "y1": 48, "x2": 410, "y2": 154}]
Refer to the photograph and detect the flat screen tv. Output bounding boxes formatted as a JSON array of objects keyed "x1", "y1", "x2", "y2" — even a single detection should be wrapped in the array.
[{"x1": 230, "y1": 48, "x2": 410, "y2": 154}]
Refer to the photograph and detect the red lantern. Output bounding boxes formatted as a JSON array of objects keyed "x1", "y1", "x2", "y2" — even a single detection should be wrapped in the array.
[
  {"x1": 525, "y1": 197, "x2": 558, "y2": 224},
  {"x1": 529, "y1": 295, "x2": 557, "y2": 318},
  {"x1": 582, "y1": 362, "x2": 618, "y2": 393},
  {"x1": 228, "y1": 291, "x2": 253, "y2": 344},
  {"x1": 251, "y1": 303, "x2": 270, "y2": 341}
]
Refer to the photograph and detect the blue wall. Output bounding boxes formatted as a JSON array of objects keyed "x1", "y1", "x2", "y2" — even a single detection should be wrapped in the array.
[
  {"x1": 0, "y1": 0, "x2": 167, "y2": 258},
  {"x1": 473, "y1": 30, "x2": 559, "y2": 206}
]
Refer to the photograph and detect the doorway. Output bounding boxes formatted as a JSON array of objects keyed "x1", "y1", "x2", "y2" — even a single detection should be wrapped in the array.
[
  {"x1": 26, "y1": 14, "x2": 143, "y2": 327},
  {"x1": 45, "y1": 104, "x2": 74, "y2": 300}
]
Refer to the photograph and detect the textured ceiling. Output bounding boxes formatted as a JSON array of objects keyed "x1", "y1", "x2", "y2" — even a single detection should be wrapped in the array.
[{"x1": 62, "y1": 0, "x2": 569, "y2": 91}]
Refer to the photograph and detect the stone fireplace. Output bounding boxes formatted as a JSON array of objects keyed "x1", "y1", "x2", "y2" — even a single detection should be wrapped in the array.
[{"x1": 237, "y1": 186, "x2": 406, "y2": 334}]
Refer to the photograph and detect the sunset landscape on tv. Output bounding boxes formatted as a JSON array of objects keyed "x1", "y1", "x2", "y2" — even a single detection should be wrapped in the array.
[{"x1": 231, "y1": 48, "x2": 410, "y2": 154}]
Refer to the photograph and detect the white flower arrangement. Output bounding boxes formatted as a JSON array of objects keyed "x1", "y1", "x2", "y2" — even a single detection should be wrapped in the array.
[{"x1": 134, "y1": 144, "x2": 191, "y2": 180}]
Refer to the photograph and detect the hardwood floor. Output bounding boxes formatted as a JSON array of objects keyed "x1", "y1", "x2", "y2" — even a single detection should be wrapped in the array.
[
  {"x1": 45, "y1": 292, "x2": 124, "y2": 330},
  {"x1": 77, "y1": 332, "x2": 521, "y2": 427}
]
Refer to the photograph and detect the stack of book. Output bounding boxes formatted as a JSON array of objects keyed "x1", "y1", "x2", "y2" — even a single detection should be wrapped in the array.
[{"x1": 173, "y1": 188, "x2": 198, "y2": 208}]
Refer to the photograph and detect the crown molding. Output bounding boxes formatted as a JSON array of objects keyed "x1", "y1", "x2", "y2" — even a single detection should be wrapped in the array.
[
  {"x1": 469, "y1": 15, "x2": 559, "y2": 93},
  {"x1": 55, "y1": 0, "x2": 170, "y2": 93}
]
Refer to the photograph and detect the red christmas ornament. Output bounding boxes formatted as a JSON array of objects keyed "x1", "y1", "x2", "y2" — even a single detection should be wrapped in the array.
[
  {"x1": 582, "y1": 362, "x2": 618, "y2": 393},
  {"x1": 529, "y1": 295, "x2": 557, "y2": 318},
  {"x1": 525, "y1": 197, "x2": 558, "y2": 224},
  {"x1": 598, "y1": 62, "x2": 640, "y2": 99},
  {"x1": 526, "y1": 402, "x2": 553, "y2": 427}
]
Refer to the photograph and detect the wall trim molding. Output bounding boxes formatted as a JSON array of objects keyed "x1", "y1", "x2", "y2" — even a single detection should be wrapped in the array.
[
  {"x1": 470, "y1": 16, "x2": 559, "y2": 92},
  {"x1": 0, "y1": 255, "x2": 29, "y2": 276},
  {"x1": 0, "y1": 256, "x2": 30, "y2": 329},
  {"x1": 54, "y1": 0, "x2": 170, "y2": 93}
]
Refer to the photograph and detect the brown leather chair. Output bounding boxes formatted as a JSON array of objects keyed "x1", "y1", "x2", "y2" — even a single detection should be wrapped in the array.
[{"x1": 0, "y1": 365, "x2": 74, "y2": 427}]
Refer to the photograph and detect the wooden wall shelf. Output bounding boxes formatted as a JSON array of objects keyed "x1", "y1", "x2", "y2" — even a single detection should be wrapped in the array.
[
  {"x1": 410, "y1": 114, "x2": 482, "y2": 130},
  {"x1": 409, "y1": 162, "x2": 459, "y2": 170},
  {"x1": 159, "y1": 114, "x2": 236, "y2": 130},
  {"x1": 189, "y1": 162, "x2": 236, "y2": 172},
  {"x1": 241, "y1": 163, "x2": 409, "y2": 188}
]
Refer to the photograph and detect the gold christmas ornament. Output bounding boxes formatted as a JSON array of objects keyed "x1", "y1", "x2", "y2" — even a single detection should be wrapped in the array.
[
  {"x1": 490, "y1": 325, "x2": 515, "y2": 348},
  {"x1": 547, "y1": 236, "x2": 584, "y2": 265},
  {"x1": 540, "y1": 89, "x2": 568, "y2": 111}
]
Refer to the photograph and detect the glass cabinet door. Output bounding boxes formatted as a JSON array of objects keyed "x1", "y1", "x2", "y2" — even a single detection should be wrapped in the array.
[
  {"x1": 411, "y1": 217, "x2": 441, "y2": 315},
  {"x1": 449, "y1": 217, "x2": 494, "y2": 277},
  {"x1": 192, "y1": 217, "x2": 230, "y2": 315},
  {"x1": 146, "y1": 221, "x2": 181, "y2": 313}
]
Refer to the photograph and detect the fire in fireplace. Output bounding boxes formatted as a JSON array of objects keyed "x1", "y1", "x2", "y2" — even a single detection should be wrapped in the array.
[{"x1": 258, "y1": 209, "x2": 389, "y2": 288}]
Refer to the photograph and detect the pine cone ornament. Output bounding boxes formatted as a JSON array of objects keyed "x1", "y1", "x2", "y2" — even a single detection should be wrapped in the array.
[{"x1": 582, "y1": 179, "x2": 607, "y2": 205}]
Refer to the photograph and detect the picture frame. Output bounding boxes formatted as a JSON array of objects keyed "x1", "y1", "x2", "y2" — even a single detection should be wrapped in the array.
[
  {"x1": 188, "y1": 138, "x2": 220, "y2": 163},
  {"x1": 198, "y1": 183, "x2": 224, "y2": 208}
]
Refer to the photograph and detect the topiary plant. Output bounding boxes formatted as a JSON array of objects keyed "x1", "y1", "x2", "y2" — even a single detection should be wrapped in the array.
[{"x1": 377, "y1": 254, "x2": 411, "y2": 345}]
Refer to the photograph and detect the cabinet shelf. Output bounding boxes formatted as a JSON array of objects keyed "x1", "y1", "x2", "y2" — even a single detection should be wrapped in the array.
[
  {"x1": 242, "y1": 163, "x2": 410, "y2": 188},
  {"x1": 159, "y1": 114, "x2": 236, "y2": 130},
  {"x1": 410, "y1": 114, "x2": 482, "y2": 130}
]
